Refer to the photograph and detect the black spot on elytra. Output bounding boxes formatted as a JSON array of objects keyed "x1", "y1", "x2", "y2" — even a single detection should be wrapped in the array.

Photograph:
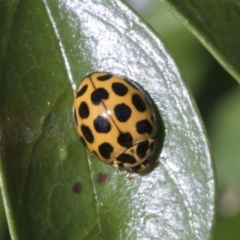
[
  {"x1": 112, "y1": 82, "x2": 128, "y2": 96},
  {"x1": 91, "y1": 88, "x2": 109, "y2": 105},
  {"x1": 130, "y1": 149, "x2": 135, "y2": 154},
  {"x1": 136, "y1": 119, "x2": 153, "y2": 134},
  {"x1": 114, "y1": 103, "x2": 131, "y2": 122},
  {"x1": 97, "y1": 74, "x2": 113, "y2": 81},
  {"x1": 72, "y1": 182, "x2": 82, "y2": 194},
  {"x1": 131, "y1": 159, "x2": 149, "y2": 173},
  {"x1": 116, "y1": 153, "x2": 137, "y2": 164},
  {"x1": 117, "y1": 162, "x2": 124, "y2": 168},
  {"x1": 98, "y1": 142, "x2": 113, "y2": 159},
  {"x1": 81, "y1": 124, "x2": 94, "y2": 143},
  {"x1": 73, "y1": 108, "x2": 77, "y2": 126},
  {"x1": 94, "y1": 116, "x2": 111, "y2": 133},
  {"x1": 76, "y1": 84, "x2": 88, "y2": 97},
  {"x1": 132, "y1": 94, "x2": 146, "y2": 112},
  {"x1": 117, "y1": 132, "x2": 133, "y2": 148},
  {"x1": 136, "y1": 140, "x2": 149, "y2": 159},
  {"x1": 79, "y1": 102, "x2": 89, "y2": 119}
]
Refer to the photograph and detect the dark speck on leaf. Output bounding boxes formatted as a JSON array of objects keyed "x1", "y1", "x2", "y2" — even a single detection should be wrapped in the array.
[
  {"x1": 97, "y1": 173, "x2": 108, "y2": 183},
  {"x1": 72, "y1": 182, "x2": 82, "y2": 194}
]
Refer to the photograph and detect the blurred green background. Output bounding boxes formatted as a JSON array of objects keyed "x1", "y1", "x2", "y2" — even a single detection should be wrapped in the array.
[{"x1": 0, "y1": 1, "x2": 239, "y2": 239}]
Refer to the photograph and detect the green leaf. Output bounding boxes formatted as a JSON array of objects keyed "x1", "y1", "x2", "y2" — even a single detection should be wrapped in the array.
[
  {"x1": 215, "y1": 213, "x2": 240, "y2": 240},
  {"x1": 0, "y1": 0, "x2": 215, "y2": 239},
  {"x1": 209, "y1": 88, "x2": 240, "y2": 217},
  {"x1": 160, "y1": 0, "x2": 240, "y2": 83},
  {"x1": 0, "y1": 190, "x2": 10, "y2": 240}
]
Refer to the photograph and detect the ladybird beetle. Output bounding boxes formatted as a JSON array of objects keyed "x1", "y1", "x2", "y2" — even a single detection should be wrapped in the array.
[{"x1": 73, "y1": 72, "x2": 159, "y2": 172}]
